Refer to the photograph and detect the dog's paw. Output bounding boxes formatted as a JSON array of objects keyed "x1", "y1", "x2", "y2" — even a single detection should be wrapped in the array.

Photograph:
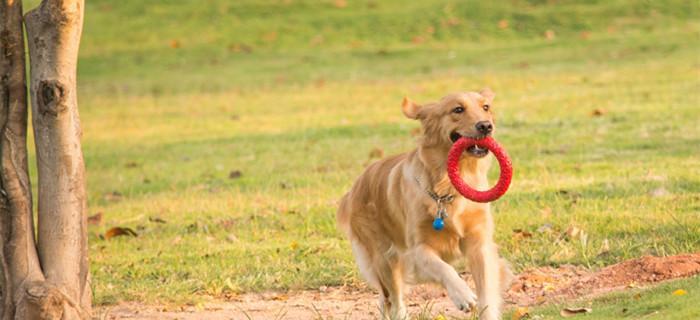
[{"x1": 446, "y1": 283, "x2": 477, "y2": 313}]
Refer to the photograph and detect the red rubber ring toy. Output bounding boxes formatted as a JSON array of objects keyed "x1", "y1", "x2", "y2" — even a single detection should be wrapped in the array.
[{"x1": 447, "y1": 136, "x2": 513, "y2": 203}]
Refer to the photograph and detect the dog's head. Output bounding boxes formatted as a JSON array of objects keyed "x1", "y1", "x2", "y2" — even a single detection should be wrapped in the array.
[{"x1": 402, "y1": 89, "x2": 496, "y2": 158}]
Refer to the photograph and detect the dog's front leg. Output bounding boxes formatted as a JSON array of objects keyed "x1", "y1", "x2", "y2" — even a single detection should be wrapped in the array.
[
  {"x1": 465, "y1": 239, "x2": 503, "y2": 320},
  {"x1": 406, "y1": 245, "x2": 477, "y2": 312}
]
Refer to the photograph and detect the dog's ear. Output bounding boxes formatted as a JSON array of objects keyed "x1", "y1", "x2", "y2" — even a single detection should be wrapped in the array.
[
  {"x1": 480, "y1": 88, "x2": 495, "y2": 103},
  {"x1": 402, "y1": 97, "x2": 421, "y2": 119}
]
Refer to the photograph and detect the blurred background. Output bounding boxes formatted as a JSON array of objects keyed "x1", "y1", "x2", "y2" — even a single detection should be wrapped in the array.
[{"x1": 20, "y1": 0, "x2": 698, "y2": 311}]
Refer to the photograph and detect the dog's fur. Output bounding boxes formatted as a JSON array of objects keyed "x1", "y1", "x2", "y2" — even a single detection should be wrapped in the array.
[{"x1": 337, "y1": 90, "x2": 512, "y2": 320}]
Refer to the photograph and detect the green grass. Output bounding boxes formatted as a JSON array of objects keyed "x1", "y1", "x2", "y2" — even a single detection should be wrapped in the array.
[
  {"x1": 506, "y1": 276, "x2": 700, "y2": 319},
  {"x1": 18, "y1": 0, "x2": 700, "y2": 305}
]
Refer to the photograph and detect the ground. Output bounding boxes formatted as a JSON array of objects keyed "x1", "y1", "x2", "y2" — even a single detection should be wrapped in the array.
[
  {"x1": 99, "y1": 253, "x2": 700, "y2": 319},
  {"x1": 16, "y1": 0, "x2": 700, "y2": 318}
]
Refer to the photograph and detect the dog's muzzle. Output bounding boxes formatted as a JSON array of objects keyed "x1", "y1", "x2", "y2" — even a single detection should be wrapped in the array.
[{"x1": 450, "y1": 131, "x2": 490, "y2": 158}]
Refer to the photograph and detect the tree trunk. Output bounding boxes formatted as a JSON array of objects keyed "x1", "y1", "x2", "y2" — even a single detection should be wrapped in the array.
[
  {"x1": 0, "y1": 0, "x2": 47, "y2": 319},
  {"x1": 0, "y1": 0, "x2": 90, "y2": 319}
]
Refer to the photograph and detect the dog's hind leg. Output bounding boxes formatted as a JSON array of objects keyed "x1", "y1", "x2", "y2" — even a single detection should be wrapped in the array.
[
  {"x1": 352, "y1": 241, "x2": 406, "y2": 319},
  {"x1": 375, "y1": 249, "x2": 407, "y2": 319}
]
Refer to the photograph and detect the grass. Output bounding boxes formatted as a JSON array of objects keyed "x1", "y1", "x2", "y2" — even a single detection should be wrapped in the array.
[
  {"x1": 18, "y1": 0, "x2": 699, "y2": 306},
  {"x1": 506, "y1": 276, "x2": 700, "y2": 319}
]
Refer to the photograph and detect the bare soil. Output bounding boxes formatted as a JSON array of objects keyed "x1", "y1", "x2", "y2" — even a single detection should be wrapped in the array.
[{"x1": 99, "y1": 253, "x2": 700, "y2": 320}]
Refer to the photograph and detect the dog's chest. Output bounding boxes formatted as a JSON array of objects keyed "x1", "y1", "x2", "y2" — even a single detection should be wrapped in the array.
[
  {"x1": 421, "y1": 198, "x2": 490, "y2": 260},
  {"x1": 449, "y1": 198, "x2": 490, "y2": 235}
]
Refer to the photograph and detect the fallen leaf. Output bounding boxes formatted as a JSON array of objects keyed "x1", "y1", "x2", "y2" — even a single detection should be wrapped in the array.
[
  {"x1": 512, "y1": 307, "x2": 529, "y2": 320},
  {"x1": 412, "y1": 35, "x2": 425, "y2": 44},
  {"x1": 513, "y1": 229, "x2": 533, "y2": 240},
  {"x1": 560, "y1": 307, "x2": 591, "y2": 317},
  {"x1": 314, "y1": 78, "x2": 326, "y2": 88},
  {"x1": 228, "y1": 43, "x2": 253, "y2": 54},
  {"x1": 88, "y1": 212, "x2": 103, "y2": 226},
  {"x1": 333, "y1": 0, "x2": 347, "y2": 8},
  {"x1": 104, "y1": 191, "x2": 123, "y2": 202},
  {"x1": 565, "y1": 226, "x2": 587, "y2": 242},
  {"x1": 270, "y1": 293, "x2": 288, "y2": 301},
  {"x1": 228, "y1": 170, "x2": 242, "y2": 179},
  {"x1": 349, "y1": 40, "x2": 364, "y2": 48},
  {"x1": 516, "y1": 61, "x2": 530, "y2": 69},
  {"x1": 314, "y1": 165, "x2": 329, "y2": 173},
  {"x1": 445, "y1": 17, "x2": 460, "y2": 27},
  {"x1": 544, "y1": 30, "x2": 556, "y2": 40},
  {"x1": 672, "y1": 289, "x2": 687, "y2": 296},
  {"x1": 149, "y1": 216, "x2": 167, "y2": 224},
  {"x1": 591, "y1": 108, "x2": 607, "y2": 116},
  {"x1": 125, "y1": 162, "x2": 139, "y2": 168},
  {"x1": 104, "y1": 227, "x2": 137, "y2": 240},
  {"x1": 556, "y1": 189, "x2": 581, "y2": 197},
  {"x1": 310, "y1": 34, "x2": 324, "y2": 46},
  {"x1": 220, "y1": 219, "x2": 237, "y2": 230},
  {"x1": 280, "y1": 182, "x2": 292, "y2": 189},
  {"x1": 368, "y1": 147, "x2": 384, "y2": 159},
  {"x1": 261, "y1": 31, "x2": 278, "y2": 42}
]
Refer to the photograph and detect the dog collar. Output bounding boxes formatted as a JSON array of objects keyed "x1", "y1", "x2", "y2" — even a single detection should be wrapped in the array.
[{"x1": 414, "y1": 176, "x2": 454, "y2": 231}]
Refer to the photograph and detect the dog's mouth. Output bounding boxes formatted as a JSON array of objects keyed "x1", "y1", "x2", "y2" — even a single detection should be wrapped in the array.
[{"x1": 449, "y1": 131, "x2": 489, "y2": 158}]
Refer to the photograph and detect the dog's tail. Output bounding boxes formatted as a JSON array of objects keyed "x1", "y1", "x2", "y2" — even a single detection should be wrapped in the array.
[{"x1": 336, "y1": 192, "x2": 353, "y2": 238}]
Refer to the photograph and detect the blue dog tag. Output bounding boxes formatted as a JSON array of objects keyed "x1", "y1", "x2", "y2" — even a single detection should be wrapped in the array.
[{"x1": 432, "y1": 217, "x2": 445, "y2": 231}]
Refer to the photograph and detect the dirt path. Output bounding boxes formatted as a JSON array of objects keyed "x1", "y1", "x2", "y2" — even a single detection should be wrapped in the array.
[{"x1": 99, "y1": 253, "x2": 700, "y2": 320}]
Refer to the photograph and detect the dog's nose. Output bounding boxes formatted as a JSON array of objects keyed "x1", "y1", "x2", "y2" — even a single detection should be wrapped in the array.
[{"x1": 475, "y1": 121, "x2": 493, "y2": 135}]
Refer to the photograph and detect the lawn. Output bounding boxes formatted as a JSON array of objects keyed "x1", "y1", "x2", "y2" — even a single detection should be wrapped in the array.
[
  {"x1": 19, "y1": 0, "x2": 699, "y2": 307},
  {"x1": 507, "y1": 276, "x2": 700, "y2": 319}
]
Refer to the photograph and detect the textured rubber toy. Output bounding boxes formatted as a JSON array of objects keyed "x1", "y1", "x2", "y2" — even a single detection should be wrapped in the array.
[{"x1": 447, "y1": 136, "x2": 512, "y2": 203}]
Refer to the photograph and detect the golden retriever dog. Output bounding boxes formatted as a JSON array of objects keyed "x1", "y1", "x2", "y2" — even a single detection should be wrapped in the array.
[{"x1": 337, "y1": 90, "x2": 512, "y2": 319}]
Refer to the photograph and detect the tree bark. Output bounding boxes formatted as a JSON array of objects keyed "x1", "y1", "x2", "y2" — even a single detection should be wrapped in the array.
[
  {"x1": 0, "y1": 0, "x2": 46, "y2": 319},
  {"x1": 0, "y1": 0, "x2": 90, "y2": 319},
  {"x1": 24, "y1": 0, "x2": 90, "y2": 318}
]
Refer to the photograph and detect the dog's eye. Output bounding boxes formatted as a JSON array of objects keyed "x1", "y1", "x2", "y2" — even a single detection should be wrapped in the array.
[
  {"x1": 482, "y1": 104, "x2": 490, "y2": 111},
  {"x1": 452, "y1": 106, "x2": 465, "y2": 114}
]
